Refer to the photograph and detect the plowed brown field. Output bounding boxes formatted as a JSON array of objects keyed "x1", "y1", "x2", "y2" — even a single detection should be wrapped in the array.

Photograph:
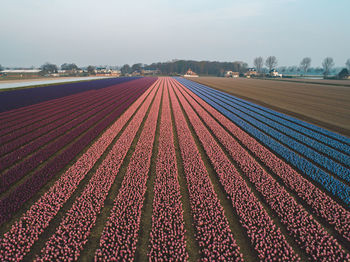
[
  {"x1": 190, "y1": 77, "x2": 350, "y2": 137},
  {"x1": 271, "y1": 78, "x2": 350, "y2": 86}
]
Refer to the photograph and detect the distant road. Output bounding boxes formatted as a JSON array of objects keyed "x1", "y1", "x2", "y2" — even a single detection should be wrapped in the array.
[{"x1": 0, "y1": 76, "x2": 112, "y2": 90}]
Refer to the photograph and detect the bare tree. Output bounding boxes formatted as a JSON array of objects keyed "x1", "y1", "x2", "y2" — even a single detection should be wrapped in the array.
[
  {"x1": 233, "y1": 61, "x2": 248, "y2": 73},
  {"x1": 254, "y1": 57, "x2": 264, "y2": 73},
  {"x1": 265, "y1": 56, "x2": 278, "y2": 71},
  {"x1": 131, "y1": 63, "x2": 143, "y2": 72},
  {"x1": 346, "y1": 58, "x2": 350, "y2": 71},
  {"x1": 61, "y1": 63, "x2": 79, "y2": 71},
  {"x1": 40, "y1": 62, "x2": 58, "y2": 75},
  {"x1": 322, "y1": 57, "x2": 334, "y2": 78},
  {"x1": 87, "y1": 65, "x2": 96, "y2": 75},
  {"x1": 121, "y1": 64, "x2": 131, "y2": 75},
  {"x1": 300, "y1": 57, "x2": 311, "y2": 75}
]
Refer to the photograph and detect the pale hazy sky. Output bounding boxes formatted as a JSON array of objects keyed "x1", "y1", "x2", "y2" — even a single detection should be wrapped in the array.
[{"x1": 1, "y1": 0, "x2": 349, "y2": 68}]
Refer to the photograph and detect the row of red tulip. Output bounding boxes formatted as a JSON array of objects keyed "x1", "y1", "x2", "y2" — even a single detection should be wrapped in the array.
[
  {"x1": 0, "y1": 88, "x2": 110, "y2": 140},
  {"x1": 0, "y1": 82, "x2": 157, "y2": 261},
  {"x1": 0, "y1": 89, "x2": 95, "y2": 129},
  {"x1": 0, "y1": 85, "x2": 135, "y2": 174},
  {"x1": 0, "y1": 85, "x2": 144, "y2": 194},
  {"x1": 172, "y1": 81, "x2": 299, "y2": 261},
  {"x1": 0, "y1": 78, "x2": 134, "y2": 130},
  {"x1": 35, "y1": 82, "x2": 161, "y2": 261},
  {"x1": 0, "y1": 85, "x2": 151, "y2": 225},
  {"x1": 175, "y1": 82, "x2": 349, "y2": 261},
  {"x1": 148, "y1": 79, "x2": 188, "y2": 261},
  {"x1": 179, "y1": 82, "x2": 350, "y2": 243},
  {"x1": 0, "y1": 77, "x2": 138, "y2": 121},
  {"x1": 168, "y1": 81, "x2": 243, "y2": 261},
  {"x1": 0, "y1": 84, "x2": 119, "y2": 145},
  {"x1": 94, "y1": 83, "x2": 162, "y2": 261}
]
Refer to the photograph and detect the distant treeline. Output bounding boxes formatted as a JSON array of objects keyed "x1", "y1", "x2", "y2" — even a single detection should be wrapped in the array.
[
  {"x1": 2, "y1": 57, "x2": 349, "y2": 77},
  {"x1": 143, "y1": 60, "x2": 248, "y2": 76}
]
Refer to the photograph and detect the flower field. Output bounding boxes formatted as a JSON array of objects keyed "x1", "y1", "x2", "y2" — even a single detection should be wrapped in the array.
[{"x1": 0, "y1": 77, "x2": 349, "y2": 261}]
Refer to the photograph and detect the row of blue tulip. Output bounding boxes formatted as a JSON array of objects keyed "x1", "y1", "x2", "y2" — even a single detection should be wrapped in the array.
[
  {"x1": 177, "y1": 78, "x2": 350, "y2": 182},
  {"x1": 175, "y1": 77, "x2": 350, "y2": 207},
  {"x1": 196, "y1": 85, "x2": 350, "y2": 156}
]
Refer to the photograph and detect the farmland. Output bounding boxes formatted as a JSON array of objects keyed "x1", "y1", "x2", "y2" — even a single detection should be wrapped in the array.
[
  {"x1": 270, "y1": 78, "x2": 350, "y2": 87},
  {"x1": 0, "y1": 77, "x2": 349, "y2": 261},
  {"x1": 190, "y1": 77, "x2": 350, "y2": 137}
]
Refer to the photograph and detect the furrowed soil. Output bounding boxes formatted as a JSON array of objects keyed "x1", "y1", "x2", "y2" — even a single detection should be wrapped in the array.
[
  {"x1": 271, "y1": 78, "x2": 350, "y2": 87},
  {"x1": 190, "y1": 77, "x2": 350, "y2": 137}
]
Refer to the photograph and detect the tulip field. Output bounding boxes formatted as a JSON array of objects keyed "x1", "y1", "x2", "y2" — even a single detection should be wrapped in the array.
[{"x1": 0, "y1": 77, "x2": 349, "y2": 261}]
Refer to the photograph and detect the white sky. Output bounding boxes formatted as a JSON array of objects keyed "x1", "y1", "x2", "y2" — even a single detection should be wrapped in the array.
[{"x1": 1, "y1": 0, "x2": 349, "y2": 67}]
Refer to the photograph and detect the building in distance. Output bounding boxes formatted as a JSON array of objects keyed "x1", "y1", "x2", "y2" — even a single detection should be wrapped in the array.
[
  {"x1": 225, "y1": 71, "x2": 239, "y2": 78},
  {"x1": 184, "y1": 68, "x2": 199, "y2": 77}
]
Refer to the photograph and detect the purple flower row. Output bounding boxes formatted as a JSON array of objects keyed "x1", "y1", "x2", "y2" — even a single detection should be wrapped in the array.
[
  {"x1": 0, "y1": 89, "x2": 100, "y2": 136},
  {"x1": 0, "y1": 85, "x2": 116, "y2": 142},
  {"x1": 0, "y1": 88, "x2": 95, "y2": 124},
  {"x1": 36, "y1": 81, "x2": 160, "y2": 261},
  {"x1": 0, "y1": 83, "x2": 141, "y2": 193},
  {"x1": 0, "y1": 77, "x2": 140, "y2": 113},
  {"x1": 0, "y1": 78, "x2": 156, "y2": 225},
  {"x1": 0, "y1": 82, "x2": 155, "y2": 261},
  {"x1": 0, "y1": 84, "x2": 134, "y2": 172},
  {"x1": 0, "y1": 80, "x2": 133, "y2": 135}
]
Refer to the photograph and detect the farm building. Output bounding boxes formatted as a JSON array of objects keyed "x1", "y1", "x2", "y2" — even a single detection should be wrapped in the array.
[
  {"x1": 141, "y1": 69, "x2": 160, "y2": 76},
  {"x1": 1, "y1": 69, "x2": 41, "y2": 79},
  {"x1": 337, "y1": 68, "x2": 350, "y2": 79},
  {"x1": 184, "y1": 68, "x2": 199, "y2": 77},
  {"x1": 245, "y1": 68, "x2": 258, "y2": 78},
  {"x1": 95, "y1": 67, "x2": 120, "y2": 77},
  {"x1": 270, "y1": 69, "x2": 282, "y2": 78},
  {"x1": 225, "y1": 71, "x2": 239, "y2": 78}
]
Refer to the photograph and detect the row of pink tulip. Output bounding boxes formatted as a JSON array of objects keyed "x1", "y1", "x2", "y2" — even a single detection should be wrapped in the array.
[
  {"x1": 0, "y1": 77, "x2": 136, "y2": 125},
  {"x1": 0, "y1": 86, "x2": 134, "y2": 173},
  {"x1": 0, "y1": 82, "x2": 157, "y2": 261},
  {"x1": 0, "y1": 84, "x2": 117, "y2": 145},
  {"x1": 168, "y1": 81, "x2": 243, "y2": 261},
  {"x1": 175, "y1": 82, "x2": 350, "y2": 261},
  {"x1": 35, "y1": 82, "x2": 161, "y2": 261},
  {"x1": 172, "y1": 81, "x2": 299, "y2": 261},
  {"x1": 179, "y1": 82, "x2": 350, "y2": 243},
  {"x1": 94, "y1": 84, "x2": 162, "y2": 261},
  {"x1": 0, "y1": 85, "x2": 140, "y2": 194},
  {"x1": 0, "y1": 89, "x2": 95, "y2": 128},
  {"x1": 148, "y1": 79, "x2": 188, "y2": 261},
  {"x1": 0, "y1": 88, "x2": 111, "y2": 140},
  {"x1": 0, "y1": 81, "x2": 153, "y2": 225},
  {"x1": 0, "y1": 83, "x2": 120, "y2": 132}
]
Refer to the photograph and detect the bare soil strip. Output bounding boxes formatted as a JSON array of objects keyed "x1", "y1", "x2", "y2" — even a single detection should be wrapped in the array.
[{"x1": 269, "y1": 78, "x2": 350, "y2": 87}]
